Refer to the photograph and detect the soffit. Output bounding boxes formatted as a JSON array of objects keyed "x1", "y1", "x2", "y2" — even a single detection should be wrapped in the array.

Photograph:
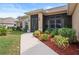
[{"x1": 67, "y1": 3, "x2": 77, "y2": 15}]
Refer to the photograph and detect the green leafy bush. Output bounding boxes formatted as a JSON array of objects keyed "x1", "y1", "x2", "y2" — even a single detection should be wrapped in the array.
[
  {"x1": 45, "y1": 30, "x2": 50, "y2": 34},
  {"x1": 54, "y1": 35, "x2": 69, "y2": 48},
  {"x1": 58, "y1": 28, "x2": 76, "y2": 37},
  {"x1": 0, "y1": 27, "x2": 7, "y2": 36},
  {"x1": 39, "y1": 34, "x2": 48, "y2": 41},
  {"x1": 50, "y1": 28, "x2": 58, "y2": 37},
  {"x1": 12, "y1": 27, "x2": 17, "y2": 31},
  {"x1": 58, "y1": 28, "x2": 77, "y2": 43},
  {"x1": 45, "y1": 28, "x2": 53, "y2": 34},
  {"x1": 33, "y1": 30, "x2": 42, "y2": 37},
  {"x1": 16, "y1": 27, "x2": 22, "y2": 31}
]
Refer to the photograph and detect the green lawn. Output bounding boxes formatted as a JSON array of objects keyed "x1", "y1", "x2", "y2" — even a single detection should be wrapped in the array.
[{"x1": 0, "y1": 31, "x2": 23, "y2": 55}]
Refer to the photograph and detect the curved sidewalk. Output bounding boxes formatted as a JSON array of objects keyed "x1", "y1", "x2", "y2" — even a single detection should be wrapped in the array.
[{"x1": 21, "y1": 33, "x2": 58, "y2": 55}]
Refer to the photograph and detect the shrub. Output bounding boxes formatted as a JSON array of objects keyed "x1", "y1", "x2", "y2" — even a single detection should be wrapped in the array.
[
  {"x1": 16, "y1": 27, "x2": 22, "y2": 31},
  {"x1": 45, "y1": 28, "x2": 53, "y2": 34},
  {"x1": 58, "y1": 28, "x2": 68, "y2": 37},
  {"x1": 0, "y1": 27, "x2": 7, "y2": 36},
  {"x1": 39, "y1": 34, "x2": 48, "y2": 41},
  {"x1": 58, "y1": 28, "x2": 76, "y2": 37},
  {"x1": 58, "y1": 28, "x2": 77, "y2": 43},
  {"x1": 54, "y1": 35, "x2": 69, "y2": 48},
  {"x1": 12, "y1": 27, "x2": 17, "y2": 31},
  {"x1": 45, "y1": 30, "x2": 50, "y2": 34},
  {"x1": 33, "y1": 30, "x2": 42, "y2": 37},
  {"x1": 50, "y1": 28, "x2": 58, "y2": 37}
]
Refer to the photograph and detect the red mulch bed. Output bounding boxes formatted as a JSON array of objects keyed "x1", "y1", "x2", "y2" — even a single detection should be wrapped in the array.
[{"x1": 38, "y1": 37, "x2": 79, "y2": 55}]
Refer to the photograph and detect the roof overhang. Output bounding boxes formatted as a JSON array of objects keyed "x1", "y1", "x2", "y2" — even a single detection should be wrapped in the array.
[
  {"x1": 67, "y1": 3, "x2": 77, "y2": 15},
  {"x1": 44, "y1": 5, "x2": 67, "y2": 15},
  {"x1": 25, "y1": 9, "x2": 45, "y2": 15},
  {"x1": 25, "y1": 5, "x2": 67, "y2": 15},
  {"x1": 17, "y1": 15, "x2": 28, "y2": 21}
]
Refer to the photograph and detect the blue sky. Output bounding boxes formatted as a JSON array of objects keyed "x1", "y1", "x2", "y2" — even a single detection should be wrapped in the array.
[{"x1": 0, "y1": 3, "x2": 67, "y2": 18}]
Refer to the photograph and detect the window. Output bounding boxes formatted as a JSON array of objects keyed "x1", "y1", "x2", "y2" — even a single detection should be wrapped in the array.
[
  {"x1": 56, "y1": 19, "x2": 61, "y2": 23},
  {"x1": 56, "y1": 24, "x2": 62, "y2": 28},
  {"x1": 51, "y1": 24, "x2": 55, "y2": 28},
  {"x1": 47, "y1": 18, "x2": 64, "y2": 28},
  {"x1": 50, "y1": 20, "x2": 55, "y2": 24}
]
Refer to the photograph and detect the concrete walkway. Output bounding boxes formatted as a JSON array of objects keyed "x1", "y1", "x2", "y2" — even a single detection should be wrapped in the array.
[{"x1": 21, "y1": 33, "x2": 58, "y2": 55}]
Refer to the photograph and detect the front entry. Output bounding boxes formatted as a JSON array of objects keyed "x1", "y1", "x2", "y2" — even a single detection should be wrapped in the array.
[{"x1": 31, "y1": 15, "x2": 38, "y2": 32}]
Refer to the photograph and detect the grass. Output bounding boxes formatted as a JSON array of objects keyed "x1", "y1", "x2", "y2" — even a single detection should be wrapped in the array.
[{"x1": 0, "y1": 30, "x2": 23, "y2": 55}]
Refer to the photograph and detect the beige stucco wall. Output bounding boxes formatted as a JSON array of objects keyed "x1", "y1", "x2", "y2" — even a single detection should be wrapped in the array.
[
  {"x1": 28, "y1": 15, "x2": 31, "y2": 32},
  {"x1": 67, "y1": 4, "x2": 77, "y2": 15},
  {"x1": 21, "y1": 19, "x2": 25, "y2": 29},
  {"x1": 38, "y1": 13, "x2": 43, "y2": 31},
  {"x1": 72, "y1": 4, "x2": 79, "y2": 41}
]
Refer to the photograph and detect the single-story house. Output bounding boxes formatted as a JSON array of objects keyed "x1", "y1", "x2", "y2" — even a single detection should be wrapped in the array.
[
  {"x1": 17, "y1": 15, "x2": 29, "y2": 30},
  {"x1": 0, "y1": 17, "x2": 16, "y2": 28},
  {"x1": 24, "y1": 3, "x2": 79, "y2": 40}
]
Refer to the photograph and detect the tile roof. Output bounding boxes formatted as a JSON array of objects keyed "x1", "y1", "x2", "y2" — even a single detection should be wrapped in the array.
[{"x1": 0, "y1": 17, "x2": 16, "y2": 24}]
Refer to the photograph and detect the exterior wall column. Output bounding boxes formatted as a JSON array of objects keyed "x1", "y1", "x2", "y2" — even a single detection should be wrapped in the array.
[
  {"x1": 38, "y1": 13, "x2": 43, "y2": 31},
  {"x1": 27, "y1": 15, "x2": 31, "y2": 32},
  {"x1": 72, "y1": 4, "x2": 79, "y2": 41}
]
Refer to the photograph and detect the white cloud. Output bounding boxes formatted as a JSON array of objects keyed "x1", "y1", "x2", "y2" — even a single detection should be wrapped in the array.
[
  {"x1": 0, "y1": 4, "x2": 26, "y2": 12},
  {"x1": 0, "y1": 4, "x2": 27, "y2": 18},
  {"x1": 0, "y1": 3, "x2": 67, "y2": 18}
]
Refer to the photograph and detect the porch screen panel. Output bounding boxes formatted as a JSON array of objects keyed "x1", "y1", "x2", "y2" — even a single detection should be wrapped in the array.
[{"x1": 31, "y1": 15, "x2": 38, "y2": 32}]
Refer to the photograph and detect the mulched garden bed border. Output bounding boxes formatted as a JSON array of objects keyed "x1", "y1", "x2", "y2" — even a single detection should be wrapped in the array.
[{"x1": 36, "y1": 37, "x2": 79, "y2": 55}]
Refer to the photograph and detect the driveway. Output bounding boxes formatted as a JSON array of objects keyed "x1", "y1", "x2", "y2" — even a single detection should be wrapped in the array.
[{"x1": 21, "y1": 33, "x2": 58, "y2": 55}]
